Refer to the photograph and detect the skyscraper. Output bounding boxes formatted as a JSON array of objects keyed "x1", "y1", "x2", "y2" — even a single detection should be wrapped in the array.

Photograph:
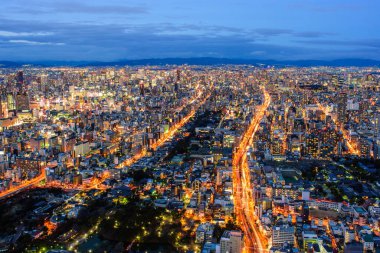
[
  {"x1": 16, "y1": 92, "x2": 30, "y2": 111},
  {"x1": 0, "y1": 93, "x2": 8, "y2": 119},
  {"x1": 7, "y1": 93, "x2": 16, "y2": 112},
  {"x1": 374, "y1": 113, "x2": 380, "y2": 137},
  {"x1": 301, "y1": 202, "x2": 310, "y2": 223},
  {"x1": 337, "y1": 92, "x2": 347, "y2": 124},
  {"x1": 15, "y1": 71, "x2": 24, "y2": 91}
]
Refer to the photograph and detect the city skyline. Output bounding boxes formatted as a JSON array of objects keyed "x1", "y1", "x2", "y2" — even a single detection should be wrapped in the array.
[
  {"x1": 1, "y1": 1, "x2": 380, "y2": 252},
  {"x1": 0, "y1": 64, "x2": 380, "y2": 252},
  {"x1": 0, "y1": 0, "x2": 379, "y2": 61}
]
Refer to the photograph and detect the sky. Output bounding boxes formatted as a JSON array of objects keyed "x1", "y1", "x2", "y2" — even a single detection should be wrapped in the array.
[{"x1": 0, "y1": 0, "x2": 379, "y2": 61}]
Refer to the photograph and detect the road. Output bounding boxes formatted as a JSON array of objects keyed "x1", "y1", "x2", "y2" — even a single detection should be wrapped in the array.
[
  {"x1": 232, "y1": 86, "x2": 270, "y2": 253},
  {"x1": 0, "y1": 171, "x2": 45, "y2": 200}
]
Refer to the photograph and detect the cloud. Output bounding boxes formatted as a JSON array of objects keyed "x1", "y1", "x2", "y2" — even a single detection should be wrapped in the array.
[
  {"x1": 2, "y1": 0, "x2": 148, "y2": 17},
  {"x1": 253, "y1": 29, "x2": 334, "y2": 39},
  {"x1": 0, "y1": 30, "x2": 53, "y2": 37},
  {"x1": 254, "y1": 28, "x2": 293, "y2": 37},
  {"x1": 7, "y1": 1, "x2": 148, "y2": 15},
  {"x1": 53, "y1": 2, "x2": 148, "y2": 15},
  {"x1": 294, "y1": 31, "x2": 336, "y2": 38},
  {"x1": 250, "y1": 51, "x2": 266, "y2": 56},
  {"x1": 0, "y1": 17, "x2": 378, "y2": 61},
  {"x1": 9, "y1": 40, "x2": 65, "y2": 46},
  {"x1": 292, "y1": 39, "x2": 380, "y2": 49},
  {"x1": 124, "y1": 23, "x2": 245, "y2": 37},
  {"x1": 287, "y1": 2, "x2": 362, "y2": 13}
]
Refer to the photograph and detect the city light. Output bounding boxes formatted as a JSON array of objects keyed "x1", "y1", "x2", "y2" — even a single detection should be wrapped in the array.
[{"x1": 232, "y1": 87, "x2": 271, "y2": 253}]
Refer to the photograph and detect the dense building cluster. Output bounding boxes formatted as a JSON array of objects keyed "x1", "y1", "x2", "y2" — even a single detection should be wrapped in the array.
[{"x1": 0, "y1": 66, "x2": 379, "y2": 253}]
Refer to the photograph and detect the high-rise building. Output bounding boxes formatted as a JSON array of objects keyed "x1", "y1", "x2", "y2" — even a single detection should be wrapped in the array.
[
  {"x1": 374, "y1": 139, "x2": 380, "y2": 160},
  {"x1": 305, "y1": 133, "x2": 319, "y2": 158},
  {"x1": 359, "y1": 99, "x2": 369, "y2": 121},
  {"x1": 220, "y1": 230, "x2": 244, "y2": 253},
  {"x1": 216, "y1": 169, "x2": 222, "y2": 186},
  {"x1": 272, "y1": 225, "x2": 295, "y2": 247},
  {"x1": 7, "y1": 93, "x2": 16, "y2": 112},
  {"x1": 301, "y1": 202, "x2": 310, "y2": 223},
  {"x1": 16, "y1": 92, "x2": 30, "y2": 111},
  {"x1": 0, "y1": 94, "x2": 9, "y2": 119},
  {"x1": 320, "y1": 144, "x2": 334, "y2": 158},
  {"x1": 374, "y1": 113, "x2": 380, "y2": 137},
  {"x1": 293, "y1": 118, "x2": 305, "y2": 132},
  {"x1": 337, "y1": 92, "x2": 347, "y2": 124},
  {"x1": 38, "y1": 74, "x2": 48, "y2": 93},
  {"x1": 73, "y1": 173, "x2": 83, "y2": 185},
  {"x1": 139, "y1": 80, "x2": 145, "y2": 96},
  {"x1": 15, "y1": 71, "x2": 24, "y2": 91},
  {"x1": 271, "y1": 137, "x2": 284, "y2": 155},
  {"x1": 359, "y1": 138, "x2": 371, "y2": 158},
  {"x1": 195, "y1": 222, "x2": 214, "y2": 244},
  {"x1": 176, "y1": 69, "x2": 181, "y2": 82}
]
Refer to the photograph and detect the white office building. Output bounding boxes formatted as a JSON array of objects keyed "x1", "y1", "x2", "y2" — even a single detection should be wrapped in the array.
[{"x1": 220, "y1": 230, "x2": 244, "y2": 253}]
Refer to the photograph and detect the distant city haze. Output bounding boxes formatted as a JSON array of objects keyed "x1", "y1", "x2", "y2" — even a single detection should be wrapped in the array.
[{"x1": 0, "y1": 0, "x2": 379, "y2": 61}]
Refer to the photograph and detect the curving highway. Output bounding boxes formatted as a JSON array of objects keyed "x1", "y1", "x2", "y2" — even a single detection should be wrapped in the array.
[
  {"x1": 232, "y1": 86, "x2": 270, "y2": 253},
  {"x1": 0, "y1": 171, "x2": 45, "y2": 200}
]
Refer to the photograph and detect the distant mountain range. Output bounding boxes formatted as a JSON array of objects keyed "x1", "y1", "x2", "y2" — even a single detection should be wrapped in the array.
[{"x1": 1, "y1": 57, "x2": 380, "y2": 67}]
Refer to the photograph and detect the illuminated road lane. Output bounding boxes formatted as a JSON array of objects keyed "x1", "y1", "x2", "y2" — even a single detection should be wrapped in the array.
[
  {"x1": 232, "y1": 86, "x2": 270, "y2": 253},
  {"x1": 0, "y1": 170, "x2": 45, "y2": 200}
]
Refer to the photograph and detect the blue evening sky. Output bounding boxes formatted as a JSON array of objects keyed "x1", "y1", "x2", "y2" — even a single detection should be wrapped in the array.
[{"x1": 0, "y1": 0, "x2": 379, "y2": 61}]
